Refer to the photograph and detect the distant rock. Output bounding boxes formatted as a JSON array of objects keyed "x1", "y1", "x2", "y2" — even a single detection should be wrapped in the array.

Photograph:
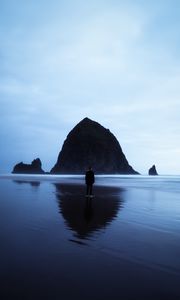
[
  {"x1": 12, "y1": 158, "x2": 45, "y2": 174},
  {"x1": 149, "y1": 165, "x2": 158, "y2": 175},
  {"x1": 51, "y1": 117, "x2": 139, "y2": 174}
]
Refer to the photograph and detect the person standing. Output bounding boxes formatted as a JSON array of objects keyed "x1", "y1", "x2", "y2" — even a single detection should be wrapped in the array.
[{"x1": 85, "y1": 167, "x2": 95, "y2": 196}]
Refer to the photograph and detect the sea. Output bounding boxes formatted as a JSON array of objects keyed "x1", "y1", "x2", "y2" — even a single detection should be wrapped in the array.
[{"x1": 0, "y1": 174, "x2": 180, "y2": 300}]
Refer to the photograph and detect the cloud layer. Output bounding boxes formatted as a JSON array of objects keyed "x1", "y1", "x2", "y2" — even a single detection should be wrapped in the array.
[{"x1": 1, "y1": 0, "x2": 180, "y2": 174}]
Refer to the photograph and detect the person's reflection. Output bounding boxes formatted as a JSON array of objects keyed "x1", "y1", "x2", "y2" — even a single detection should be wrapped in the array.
[
  {"x1": 84, "y1": 197, "x2": 93, "y2": 224},
  {"x1": 54, "y1": 184, "x2": 124, "y2": 240}
]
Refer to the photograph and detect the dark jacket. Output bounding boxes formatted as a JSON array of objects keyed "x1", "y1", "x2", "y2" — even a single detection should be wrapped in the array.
[{"x1": 85, "y1": 170, "x2": 95, "y2": 185}]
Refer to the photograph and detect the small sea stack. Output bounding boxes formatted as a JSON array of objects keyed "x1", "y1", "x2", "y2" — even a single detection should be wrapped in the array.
[
  {"x1": 12, "y1": 158, "x2": 45, "y2": 174},
  {"x1": 148, "y1": 164, "x2": 158, "y2": 176}
]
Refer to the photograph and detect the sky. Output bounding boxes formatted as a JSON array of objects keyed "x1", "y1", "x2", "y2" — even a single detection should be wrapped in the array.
[{"x1": 0, "y1": 0, "x2": 180, "y2": 174}]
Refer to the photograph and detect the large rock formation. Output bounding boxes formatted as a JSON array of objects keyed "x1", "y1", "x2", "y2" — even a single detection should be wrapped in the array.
[
  {"x1": 51, "y1": 117, "x2": 138, "y2": 174},
  {"x1": 12, "y1": 158, "x2": 45, "y2": 174},
  {"x1": 148, "y1": 165, "x2": 158, "y2": 176}
]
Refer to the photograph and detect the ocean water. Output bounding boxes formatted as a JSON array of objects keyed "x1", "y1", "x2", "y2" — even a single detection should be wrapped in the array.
[{"x1": 0, "y1": 175, "x2": 180, "y2": 299}]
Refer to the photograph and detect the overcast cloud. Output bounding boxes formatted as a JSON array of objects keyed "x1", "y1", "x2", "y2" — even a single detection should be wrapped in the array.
[{"x1": 1, "y1": 0, "x2": 180, "y2": 174}]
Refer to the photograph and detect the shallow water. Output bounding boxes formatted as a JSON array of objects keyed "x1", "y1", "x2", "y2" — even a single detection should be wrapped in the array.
[{"x1": 0, "y1": 175, "x2": 180, "y2": 299}]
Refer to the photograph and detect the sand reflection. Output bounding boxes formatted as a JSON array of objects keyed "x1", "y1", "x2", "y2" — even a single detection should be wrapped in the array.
[{"x1": 55, "y1": 184, "x2": 124, "y2": 240}]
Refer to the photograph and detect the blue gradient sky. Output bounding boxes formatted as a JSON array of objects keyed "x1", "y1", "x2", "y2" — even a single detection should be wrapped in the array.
[{"x1": 1, "y1": 0, "x2": 180, "y2": 174}]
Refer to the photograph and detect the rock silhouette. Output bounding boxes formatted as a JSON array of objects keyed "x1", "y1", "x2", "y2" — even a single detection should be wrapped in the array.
[
  {"x1": 51, "y1": 117, "x2": 138, "y2": 174},
  {"x1": 149, "y1": 164, "x2": 158, "y2": 175},
  {"x1": 12, "y1": 158, "x2": 45, "y2": 174}
]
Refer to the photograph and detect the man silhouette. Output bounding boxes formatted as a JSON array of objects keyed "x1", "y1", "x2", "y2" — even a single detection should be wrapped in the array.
[{"x1": 85, "y1": 167, "x2": 95, "y2": 196}]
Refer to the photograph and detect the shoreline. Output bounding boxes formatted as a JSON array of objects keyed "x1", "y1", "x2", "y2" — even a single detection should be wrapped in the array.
[{"x1": 0, "y1": 174, "x2": 180, "y2": 194}]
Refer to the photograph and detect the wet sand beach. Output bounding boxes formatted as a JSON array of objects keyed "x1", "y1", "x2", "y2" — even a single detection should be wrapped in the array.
[{"x1": 0, "y1": 175, "x2": 180, "y2": 299}]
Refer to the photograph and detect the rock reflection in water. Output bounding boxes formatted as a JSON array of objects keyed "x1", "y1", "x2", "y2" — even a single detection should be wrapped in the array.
[
  {"x1": 55, "y1": 184, "x2": 124, "y2": 240},
  {"x1": 13, "y1": 180, "x2": 41, "y2": 187}
]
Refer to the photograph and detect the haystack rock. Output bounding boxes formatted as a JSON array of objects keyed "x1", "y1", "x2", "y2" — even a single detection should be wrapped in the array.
[
  {"x1": 148, "y1": 164, "x2": 158, "y2": 175},
  {"x1": 12, "y1": 158, "x2": 45, "y2": 174},
  {"x1": 51, "y1": 117, "x2": 138, "y2": 174}
]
